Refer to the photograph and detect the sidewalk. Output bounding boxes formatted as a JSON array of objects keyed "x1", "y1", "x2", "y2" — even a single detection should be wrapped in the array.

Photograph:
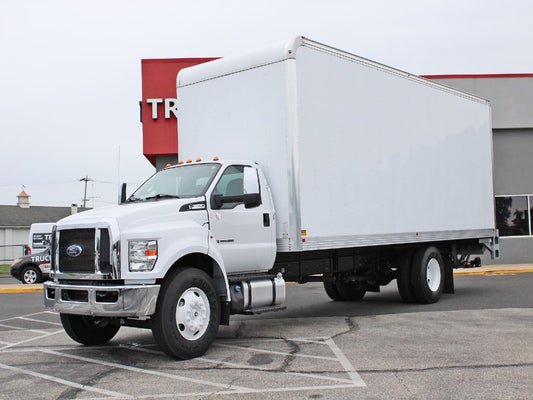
[{"x1": 1, "y1": 264, "x2": 532, "y2": 294}]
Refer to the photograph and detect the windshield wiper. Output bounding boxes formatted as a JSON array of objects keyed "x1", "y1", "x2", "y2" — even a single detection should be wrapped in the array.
[
  {"x1": 144, "y1": 194, "x2": 181, "y2": 201},
  {"x1": 127, "y1": 196, "x2": 141, "y2": 203}
]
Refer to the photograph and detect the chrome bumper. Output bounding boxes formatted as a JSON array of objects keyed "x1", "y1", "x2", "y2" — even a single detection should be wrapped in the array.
[{"x1": 43, "y1": 281, "x2": 160, "y2": 318}]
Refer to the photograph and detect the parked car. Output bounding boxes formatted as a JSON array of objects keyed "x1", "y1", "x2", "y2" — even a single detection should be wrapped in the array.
[{"x1": 10, "y1": 249, "x2": 50, "y2": 284}]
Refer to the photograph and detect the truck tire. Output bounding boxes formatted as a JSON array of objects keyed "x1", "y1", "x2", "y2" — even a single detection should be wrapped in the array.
[
  {"x1": 335, "y1": 279, "x2": 366, "y2": 301},
  {"x1": 410, "y1": 246, "x2": 444, "y2": 304},
  {"x1": 21, "y1": 265, "x2": 41, "y2": 284},
  {"x1": 323, "y1": 281, "x2": 343, "y2": 301},
  {"x1": 151, "y1": 268, "x2": 220, "y2": 359},
  {"x1": 396, "y1": 251, "x2": 416, "y2": 302},
  {"x1": 60, "y1": 314, "x2": 120, "y2": 345}
]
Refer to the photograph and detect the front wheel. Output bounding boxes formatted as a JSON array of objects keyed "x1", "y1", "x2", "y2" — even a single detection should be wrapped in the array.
[
  {"x1": 21, "y1": 265, "x2": 41, "y2": 284},
  {"x1": 410, "y1": 246, "x2": 444, "y2": 304},
  {"x1": 151, "y1": 268, "x2": 220, "y2": 359},
  {"x1": 60, "y1": 314, "x2": 120, "y2": 345}
]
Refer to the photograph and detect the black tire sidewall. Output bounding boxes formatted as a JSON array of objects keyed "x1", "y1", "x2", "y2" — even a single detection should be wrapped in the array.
[
  {"x1": 60, "y1": 314, "x2": 120, "y2": 345},
  {"x1": 411, "y1": 246, "x2": 444, "y2": 304},
  {"x1": 397, "y1": 251, "x2": 416, "y2": 302},
  {"x1": 323, "y1": 280, "x2": 343, "y2": 301},
  {"x1": 335, "y1": 279, "x2": 366, "y2": 301},
  {"x1": 152, "y1": 268, "x2": 220, "y2": 359},
  {"x1": 21, "y1": 265, "x2": 41, "y2": 284}
]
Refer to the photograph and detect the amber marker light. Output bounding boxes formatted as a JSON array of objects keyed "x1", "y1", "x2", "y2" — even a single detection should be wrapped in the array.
[
  {"x1": 213, "y1": 157, "x2": 219, "y2": 161},
  {"x1": 145, "y1": 249, "x2": 158, "y2": 257},
  {"x1": 186, "y1": 159, "x2": 192, "y2": 163},
  {"x1": 165, "y1": 163, "x2": 172, "y2": 168},
  {"x1": 178, "y1": 161, "x2": 184, "y2": 165},
  {"x1": 196, "y1": 158, "x2": 202, "y2": 162}
]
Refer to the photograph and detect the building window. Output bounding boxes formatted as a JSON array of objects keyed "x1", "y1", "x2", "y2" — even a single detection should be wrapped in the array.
[{"x1": 495, "y1": 196, "x2": 530, "y2": 236}]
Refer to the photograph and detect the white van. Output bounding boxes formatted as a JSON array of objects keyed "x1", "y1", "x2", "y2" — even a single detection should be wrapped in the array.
[{"x1": 29, "y1": 223, "x2": 54, "y2": 254}]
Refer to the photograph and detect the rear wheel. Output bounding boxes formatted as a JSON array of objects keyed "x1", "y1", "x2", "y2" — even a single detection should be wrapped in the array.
[
  {"x1": 396, "y1": 251, "x2": 416, "y2": 302},
  {"x1": 60, "y1": 314, "x2": 120, "y2": 345},
  {"x1": 21, "y1": 265, "x2": 41, "y2": 284},
  {"x1": 410, "y1": 246, "x2": 444, "y2": 304},
  {"x1": 323, "y1": 280, "x2": 343, "y2": 301},
  {"x1": 151, "y1": 268, "x2": 220, "y2": 359},
  {"x1": 336, "y1": 279, "x2": 366, "y2": 301},
  {"x1": 325, "y1": 277, "x2": 366, "y2": 301}
]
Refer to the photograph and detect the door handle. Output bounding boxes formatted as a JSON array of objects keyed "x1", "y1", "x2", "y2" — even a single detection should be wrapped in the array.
[{"x1": 263, "y1": 213, "x2": 270, "y2": 227}]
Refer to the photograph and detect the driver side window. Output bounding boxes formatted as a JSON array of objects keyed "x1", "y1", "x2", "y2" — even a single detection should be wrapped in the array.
[{"x1": 214, "y1": 166, "x2": 244, "y2": 209}]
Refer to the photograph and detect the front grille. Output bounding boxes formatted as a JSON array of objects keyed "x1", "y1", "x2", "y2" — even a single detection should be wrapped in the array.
[
  {"x1": 99, "y1": 229, "x2": 112, "y2": 274},
  {"x1": 59, "y1": 229, "x2": 95, "y2": 272},
  {"x1": 57, "y1": 228, "x2": 113, "y2": 275}
]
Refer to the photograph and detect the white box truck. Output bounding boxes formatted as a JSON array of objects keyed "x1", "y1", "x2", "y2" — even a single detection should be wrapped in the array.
[{"x1": 44, "y1": 37, "x2": 498, "y2": 359}]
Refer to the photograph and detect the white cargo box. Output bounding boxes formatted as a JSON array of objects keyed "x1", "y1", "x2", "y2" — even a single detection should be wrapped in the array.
[{"x1": 177, "y1": 37, "x2": 495, "y2": 252}]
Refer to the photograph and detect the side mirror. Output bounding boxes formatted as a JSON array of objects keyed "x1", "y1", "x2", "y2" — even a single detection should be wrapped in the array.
[
  {"x1": 210, "y1": 193, "x2": 261, "y2": 209},
  {"x1": 211, "y1": 193, "x2": 223, "y2": 209}
]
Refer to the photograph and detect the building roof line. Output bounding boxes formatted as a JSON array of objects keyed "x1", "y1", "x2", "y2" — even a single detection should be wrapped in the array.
[{"x1": 423, "y1": 73, "x2": 533, "y2": 79}]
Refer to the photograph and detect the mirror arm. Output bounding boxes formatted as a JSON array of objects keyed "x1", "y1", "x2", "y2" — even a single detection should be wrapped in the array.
[{"x1": 120, "y1": 183, "x2": 127, "y2": 204}]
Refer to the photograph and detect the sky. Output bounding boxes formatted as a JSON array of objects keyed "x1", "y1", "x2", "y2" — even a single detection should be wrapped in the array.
[{"x1": 1, "y1": 0, "x2": 532, "y2": 208}]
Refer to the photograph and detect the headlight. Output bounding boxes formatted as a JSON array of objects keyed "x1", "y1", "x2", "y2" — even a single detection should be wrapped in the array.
[
  {"x1": 128, "y1": 240, "x2": 158, "y2": 272},
  {"x1": 11, "y1": 259, "x2": 22, "y2": 266}
]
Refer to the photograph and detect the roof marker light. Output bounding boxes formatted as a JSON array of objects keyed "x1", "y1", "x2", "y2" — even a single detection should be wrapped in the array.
[
  {"x1": 213, "y1": 157, "x2": 219, "y2": 161},
  {"x1": 186, "y1": 159, "x2": 192, "y2": 163},
  {"x1": 196, "y1": 158, "x2": 202, "y2": 162},
  {"x1": 178, "y1": 161, "x2": 184, "y2": 165},
  {"x1": 165, "y1": 163, "x2": 172, "y2": 168}
]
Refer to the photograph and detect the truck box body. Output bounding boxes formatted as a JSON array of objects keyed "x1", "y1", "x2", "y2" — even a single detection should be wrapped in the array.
[{"x1": 177, "y1": 37, "x2": 495, "y2": 253}]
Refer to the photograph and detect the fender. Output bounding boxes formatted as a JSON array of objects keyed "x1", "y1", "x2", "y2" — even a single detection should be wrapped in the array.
[{"x1": 120, "y1": 220, "x2": 231, "y2": 300}]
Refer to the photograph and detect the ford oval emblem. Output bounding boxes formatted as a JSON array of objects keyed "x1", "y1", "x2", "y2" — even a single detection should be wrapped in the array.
[{"x1": 66, "y1": 245, "x2": 83, "y2": 257}]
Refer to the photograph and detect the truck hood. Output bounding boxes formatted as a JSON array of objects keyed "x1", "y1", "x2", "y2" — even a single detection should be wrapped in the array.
[{"x1": 56, "y1": 198, "x2": 205, "y2": 232}]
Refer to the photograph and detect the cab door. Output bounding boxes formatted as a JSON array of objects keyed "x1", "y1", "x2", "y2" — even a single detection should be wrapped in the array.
[{"x1": 208, "y1": 165, "x2": 276, "y2": 274}]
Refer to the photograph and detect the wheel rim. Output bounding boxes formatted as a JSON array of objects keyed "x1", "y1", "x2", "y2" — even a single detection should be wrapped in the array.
[
  {"x1": 426, "y1": 258, "x2": 441, "y2": 292},
  {"x1": 23, "y1": 269, "x2": 37, "y2": 284},
  {"x1": 175, "y1": 287, "x2": 210, "y2": 341}
]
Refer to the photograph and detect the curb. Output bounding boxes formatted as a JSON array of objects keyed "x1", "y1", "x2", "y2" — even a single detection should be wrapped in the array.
[
  {"x1": 454, "y1": 268, "x2": 533, "y2": 276},
  {"x1": 0, "y1": 286, "x2": 43, "y2": 294}
]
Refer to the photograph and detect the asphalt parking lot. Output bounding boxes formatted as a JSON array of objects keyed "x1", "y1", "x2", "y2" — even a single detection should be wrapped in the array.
[{"x1": 1, "y1": 272, "x2": 532, "y2": 399}]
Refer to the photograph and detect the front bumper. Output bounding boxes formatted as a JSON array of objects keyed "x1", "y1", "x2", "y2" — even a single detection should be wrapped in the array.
[{"x1": 44, "y1": 281, "x2": 160, "y2": 318}]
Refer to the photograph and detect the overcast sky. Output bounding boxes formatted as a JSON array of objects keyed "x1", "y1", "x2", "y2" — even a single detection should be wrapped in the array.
[{"x1": 1, "y1": 0, "x2": 532, "y2": 208}]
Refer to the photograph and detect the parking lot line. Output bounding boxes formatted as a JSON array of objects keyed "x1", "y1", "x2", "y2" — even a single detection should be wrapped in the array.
[
  {"x1": 325, "y1": 338, "x2": 366, "y2": 386},
  {"x1": 198, "y1": 355, "x2": 355, "y2": 384},
  {"x1": 0, "y1": 321, "x2": 50, "y2": 335},
  {"x1": 17, "y1": 316, "x2": 62, "y2": 326},
  {"x1": 213, "y1": 342, "x2": 339, "y2": 361},
  {"x1": 0, "y1": 361, "x2": 133, "y2": 399},
  {"x1": 0, "y1": 310, "x2": 55, "y2": 324},
  {"x1": 41, "y1": 349, "x2": 250, "y2": 392},
  {"x1": 0, "y1": 329, "x2": 64, "y2": 351}
]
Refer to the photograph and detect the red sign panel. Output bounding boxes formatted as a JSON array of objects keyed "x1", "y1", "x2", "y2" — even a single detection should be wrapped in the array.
[{"x1": 141, "y1": 58, "x2": 217, "y2": 166}]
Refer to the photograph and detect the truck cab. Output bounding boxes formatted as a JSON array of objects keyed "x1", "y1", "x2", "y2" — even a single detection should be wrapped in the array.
[{"x1": 44, "y1": 159, "x2": 284, "y2": 359}]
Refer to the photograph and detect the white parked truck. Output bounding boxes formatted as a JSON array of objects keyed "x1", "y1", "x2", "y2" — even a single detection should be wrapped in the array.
[{"x1": 44, "y1": 37, "x2": 499, "y2": 359}]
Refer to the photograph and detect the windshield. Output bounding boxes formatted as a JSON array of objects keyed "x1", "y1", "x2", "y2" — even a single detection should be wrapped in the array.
[{"x1": 129, "y1": 163, "x2": 221, "y2": 201}]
